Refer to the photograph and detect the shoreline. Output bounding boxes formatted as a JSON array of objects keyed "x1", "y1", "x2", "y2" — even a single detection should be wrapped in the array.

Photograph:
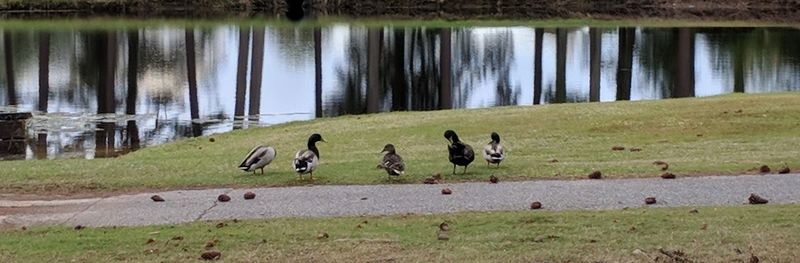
[{"x1": 0, "y1": 0, "x2": 798, "y2": 21}]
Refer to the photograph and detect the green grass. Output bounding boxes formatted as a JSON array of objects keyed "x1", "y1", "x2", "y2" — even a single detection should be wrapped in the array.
[
  {"x1": 3, "y1": 93, "x2": 800, "y2": 195},
  {"x1": 1, "y1": 205, "x2": 798, "y2": 262}
]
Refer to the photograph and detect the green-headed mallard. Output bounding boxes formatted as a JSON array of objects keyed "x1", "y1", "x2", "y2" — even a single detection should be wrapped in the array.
[
  {"x1": 444, "y1": 130, "x2": 475, "y2": 174},
  {"x1": 378, "y1": 144, "x2": 405, "y2": 178},
  {"x1": 238, "y1": 146, "x2": 276, "y2": 174},
  {"x1": 293, "y1": 133, "x2": 325, "y2": 180},
  {"x1": 483, "y1": 132, "x2": 505, "y2": 167}
]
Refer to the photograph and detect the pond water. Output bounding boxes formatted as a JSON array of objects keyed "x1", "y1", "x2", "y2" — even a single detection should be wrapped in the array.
[{"x1": 1, "y1": 21, "x2": 799, "y2": 160}]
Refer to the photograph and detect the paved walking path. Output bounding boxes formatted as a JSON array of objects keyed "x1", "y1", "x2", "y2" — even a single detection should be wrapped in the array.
[{"x1": 1, "y1": 174, "x2": 799, "y2": 228}]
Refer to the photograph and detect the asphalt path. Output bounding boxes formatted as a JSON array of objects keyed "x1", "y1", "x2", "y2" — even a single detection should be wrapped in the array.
[{"x1": 1, "y1": 174, "x2": 798, "y2": 228}]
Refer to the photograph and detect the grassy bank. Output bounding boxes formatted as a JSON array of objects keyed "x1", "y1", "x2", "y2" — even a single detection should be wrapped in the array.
[
  {"x1": 2, "y1": 93, "x2": 800, "y2": 195},
  {"x1": 1, "y1": 205, "x2": 798, "y2": 262}
]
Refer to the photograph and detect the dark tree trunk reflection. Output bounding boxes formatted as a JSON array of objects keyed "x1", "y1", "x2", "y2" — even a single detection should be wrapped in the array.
[
  {"x1": 673, "y1": 28, "x2": 695, "y2": 98},
  {"x1": 35, "y1": 32, "x2": 50, "y2": 159},
  {"x1": 366, "y1": 27, "x2": 381, "y2": 113},
  {"x1": 589, "y1": 28, "x2": 601, "y2": 102},
  {"x1": 126, "y1": 30, "x2": 140, "y2": 150},
  {"x1": 616, "y1": 28, "x2": 634, "y2": 101},
  {"x1": 314, "y1": 28, "x2": 323, "y2": 118},
  {"x1": 733, "y1": 44, "x2": 745, "y2": 93},
  {"x1": 248, "y1": 27, "x2": 265, "y2": 121},
  {"x1": 95, "y1": 31, "x2": 117, "y2": 158},
  {"x1": 4, "y1": 32, "x2": 17, "y2": 105},
  {"x1": 533, "y1": 28, "x2": 543, "y2": 105},
  {"x1": 439, "y1": 28, "x2": 452, "y2": 109},
  {"x1": 390, "y1": 29, "x2": 407, "y2": 111},
  {"x1": 234, "y1": 27, "x2": 250, "y2": 118},
  {"x1": 185, "y1": 28, "x2": 202, "y2": 137},
  {"x1": 38, "y1": 32, "x2": 50, "y2": 112},
  {"x1": 554, "y1": 28, "x2": 567, "y2": 104}
]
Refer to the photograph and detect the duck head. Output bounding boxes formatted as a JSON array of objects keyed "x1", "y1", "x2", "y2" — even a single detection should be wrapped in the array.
[
  {"x1": 444, "y1": 130, "x2": 460, "y2": 144},
  {"x1": 380, "y1": 144, "x2": 396, "y2": 154},
  {"x1": 490, "y1": 132, "x2": 501, "y2": 143},
  {"x1": 308, "y1": 133, "x2": 326, "y2": 144}
]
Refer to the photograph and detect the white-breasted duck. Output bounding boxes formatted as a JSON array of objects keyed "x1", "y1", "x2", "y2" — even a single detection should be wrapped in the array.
[
  {"x1": 482, "y1": 132, "x2": 505, "y2": 167},
  {"x1": 293, "y1": 133, "x2": 325, "y2": 180}
]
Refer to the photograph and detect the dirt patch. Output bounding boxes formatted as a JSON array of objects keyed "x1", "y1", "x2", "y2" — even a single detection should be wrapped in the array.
[{"x1": 0, "y1": 204, "x2": 86, "y2": 215}]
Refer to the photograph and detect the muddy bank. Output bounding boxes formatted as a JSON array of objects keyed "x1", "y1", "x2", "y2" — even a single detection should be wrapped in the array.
[{"x1": 1, "y1": 0, "x2": 799, "y2": 21}]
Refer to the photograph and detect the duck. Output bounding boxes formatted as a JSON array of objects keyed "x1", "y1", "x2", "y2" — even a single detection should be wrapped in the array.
[
  {"x1": 444, "y1": 130, "x2": 475, "y2": 174},
  {"x1": 238, "y1": 145, "x2": 276, "y2": 174},
  {"x1": 378, "y1": 144, "x2": 405, "y2": 178},
  {"x1": 293, "y1": 133, "x2": 325, "y2": 180},
  {"x1": 483, "y1": 132, "x2": 505, "y2": 167}
]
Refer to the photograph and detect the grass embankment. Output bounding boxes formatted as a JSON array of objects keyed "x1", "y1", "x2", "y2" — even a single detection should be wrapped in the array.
[
  {"x1": 3, "y1": 93, "x2": 800, "y2": 195},
  {"x1": 1, "y1": 205, "x2": 798, "y2": 262}
]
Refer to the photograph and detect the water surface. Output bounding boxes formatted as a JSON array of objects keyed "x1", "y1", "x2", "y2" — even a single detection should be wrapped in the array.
[{"x1": 1, "y1": 22, "x2": 799, "y2": 160}]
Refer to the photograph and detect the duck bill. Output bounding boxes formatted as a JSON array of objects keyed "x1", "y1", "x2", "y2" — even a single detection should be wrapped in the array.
[{"x1": 321, "y1": 139, "x2": 327, "y2": 143}]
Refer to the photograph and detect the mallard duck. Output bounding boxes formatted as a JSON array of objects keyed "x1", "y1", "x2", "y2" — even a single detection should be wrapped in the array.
[
  {"x1": 483, "y1": 132, "x2": 505, "y2": 167},
  {"x1": 238, "y1": 146, "x2": 276, "y2": 174},
  {"x1": 444, "y1": 130, "x2": 475, "y2": 174},
  {"x1": 293, "y1": 133, "x2": 325, "y2": 180},
  {"x1": 378, "y1": 144, "x2": 405, "y2": 178}
]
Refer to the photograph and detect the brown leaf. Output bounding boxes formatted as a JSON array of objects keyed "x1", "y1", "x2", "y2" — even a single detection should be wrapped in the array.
[
  {"x1": 530, "y1": 201, "x2": 543, "y2": 210},
  {"x1": 441, "y1": 188, "x2": 453, "y2": 195},
  {"x1": 489, "y1": 175, "x2": 499, "y2": 184},
  {"x1": 644, "y1": 197, "x2": 656, "y2": 205},
  {"x1": 612, "y1": 146, "x2": 625, "y2": 151},
  {"x1": 660, "y1": 172, "x2": 676, "y2": 179},
  {"x1": 200, "y1": 251, "x2": 221, "y2": 260},
  {"x1": 243, "y1": 192, "x2": 256, "y2": 200},
  {"x1": 217, "y1": 194, "x2": 231, "y2": 202},
  {"x1": 588, "y1": 171, "x2": 602, "y2": 179},
  {"x1": 150, "y1": 195, "x2": 165, "y2": 202},
  {"x1": 748, "y1": 193, "x2": 769, "y2": 204},
  {"x1": 759, "y1": 165, "x2": 771, "y2": 174}
]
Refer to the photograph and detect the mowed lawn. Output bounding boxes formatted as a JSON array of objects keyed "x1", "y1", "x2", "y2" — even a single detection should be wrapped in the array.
[
  {"x1": 1, "y1": 205, "x2": 798, "y2": 262},
  {"x1": 2, "y1": 93, "x2": 800, "y2": 195}
]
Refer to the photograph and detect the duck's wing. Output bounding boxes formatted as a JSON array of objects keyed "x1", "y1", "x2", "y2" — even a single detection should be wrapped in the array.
[
  {"x1": 293, "y1": 149, "x2": 318, "y2": 172},
  {"x1": 462, "y1": 143, "x2": 475, "y2": 162},
  {"x1": 485, "y1": 143, "x2": 504, "y2": 161},
  {"x1": 252, "y1": 147, "x2": 277, "y2": 168},
  {"x1": 383, "y1": 154, "x2": 405, "y2": 175},
  {"x1": 239, "y1": 146, "x2": 267, "y2": 170},
  {"x1": 495, "y1": 143, "x2": 505, "y2": 157},
  {"x1": 483, "y1": 143, "x2": 495, "y2": 160}
]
